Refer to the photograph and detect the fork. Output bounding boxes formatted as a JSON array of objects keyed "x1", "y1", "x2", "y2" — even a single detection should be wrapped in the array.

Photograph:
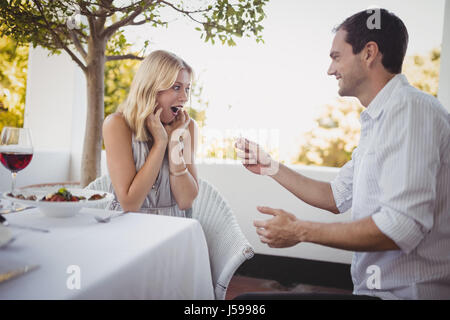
[{"x1": 94, "y1": 211, "x2": 129, "y2": 223}]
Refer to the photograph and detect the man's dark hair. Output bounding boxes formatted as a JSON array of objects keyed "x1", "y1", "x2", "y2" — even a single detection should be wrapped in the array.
[{"x1": 334, "y1": 8, "x2": 409, "y2": 74}]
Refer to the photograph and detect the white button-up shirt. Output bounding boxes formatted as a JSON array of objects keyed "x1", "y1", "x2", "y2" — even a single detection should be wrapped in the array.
[{"x1": 330, "y1": 74, "x2": 450, "y2": 300}]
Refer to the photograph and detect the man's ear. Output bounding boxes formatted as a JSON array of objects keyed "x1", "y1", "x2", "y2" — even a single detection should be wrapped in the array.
[{"x1": 363, "y1": 41, "x2": 380, "y2": 68}]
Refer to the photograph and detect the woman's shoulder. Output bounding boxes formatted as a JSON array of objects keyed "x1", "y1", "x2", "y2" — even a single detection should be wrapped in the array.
[
  {"x1": 104, "y1": 111, "x2": 125, "y2": 123},
  {"x1": 103, "y1": 112, "x2": 132, "y2": 137},
  {"x1": 104, "y1": 112, "x2": 129, "y2": 129}
]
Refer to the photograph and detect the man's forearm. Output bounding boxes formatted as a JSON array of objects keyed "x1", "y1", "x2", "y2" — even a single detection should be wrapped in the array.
[
  {"x1": 299, "y1": 216, "x2": 400, "y2": 252},
  {"x1": 271, "y1": 162, "x2": 339, "y2": 214}
]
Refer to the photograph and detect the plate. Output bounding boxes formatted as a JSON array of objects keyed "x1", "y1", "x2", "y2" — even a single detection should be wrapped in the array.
[{"x1": 2, "y1": 187, "x2": 114, "y2": 218}]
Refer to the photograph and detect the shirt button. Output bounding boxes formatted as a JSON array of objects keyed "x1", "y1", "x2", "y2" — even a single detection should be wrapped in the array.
[{"x1": 152, "y1": 185, "x2": 155, "y2": 189}]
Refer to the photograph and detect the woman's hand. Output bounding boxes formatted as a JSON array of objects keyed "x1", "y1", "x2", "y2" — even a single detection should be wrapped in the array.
[
  {"x1": 235, "y1": 138, "x2": 279, "y2": 176},
  {"x1": 146, "y1": 108, "x2": 168, "y2": 147},
  {"x1": 165, "y1": 109, "x2": 191, "y2": 142}
]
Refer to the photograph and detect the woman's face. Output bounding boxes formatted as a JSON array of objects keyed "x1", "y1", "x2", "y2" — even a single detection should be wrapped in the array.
[{"x1": 156, "y1": 69, "x2": 191, "y2": 124}]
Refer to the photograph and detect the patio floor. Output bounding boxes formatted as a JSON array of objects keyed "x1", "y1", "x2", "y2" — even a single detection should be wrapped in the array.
[{"x1": 225, "y1": 275, "x2": 353, "y2": 300}]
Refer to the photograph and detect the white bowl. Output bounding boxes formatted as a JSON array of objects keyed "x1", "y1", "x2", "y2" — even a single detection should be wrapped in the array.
[{"x1": 2, "y1": 187, "x2": 114, "y2": 218}]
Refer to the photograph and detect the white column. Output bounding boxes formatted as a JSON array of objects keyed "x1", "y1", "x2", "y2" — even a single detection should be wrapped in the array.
[
  {"x1": 23, "y1": 46, "x2": 87, "y2": 182},
  {"x1": 438, "y1": 0, "x2": 450, "y2": 112}
]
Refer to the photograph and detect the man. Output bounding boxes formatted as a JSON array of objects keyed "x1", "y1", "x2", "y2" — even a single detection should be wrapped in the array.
[{"x1": 235, "y1": 8, "x2": 450, "y2": 299}]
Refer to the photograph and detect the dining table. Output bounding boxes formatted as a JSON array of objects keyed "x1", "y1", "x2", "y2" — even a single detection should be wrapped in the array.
[{"x1": 0, "y1": 207, "x2": 215, "y2": 300}]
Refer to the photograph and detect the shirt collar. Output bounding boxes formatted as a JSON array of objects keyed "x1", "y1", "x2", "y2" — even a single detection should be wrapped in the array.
[{"x1": 363, "y1": 74, "x2": 409, "y2": 120}]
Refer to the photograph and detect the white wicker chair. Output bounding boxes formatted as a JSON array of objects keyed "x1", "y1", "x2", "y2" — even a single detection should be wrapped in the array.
[
  {"x1": 85, "y1": 175, "x2": 111, "y2": 193},
  {"x1": 85, "y1": 175, "x2": 254, "y2": 300},
  {"x1": 84, "y1": 175, "x2": 112, "y2": 209},
  {"x1": 192, "y1": 179, "x2": 254, "y2": 300}
]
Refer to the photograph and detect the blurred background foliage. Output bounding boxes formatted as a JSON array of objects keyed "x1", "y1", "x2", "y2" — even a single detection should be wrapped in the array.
[
  {"x1": 104, "y1": 57, "x2": 140, "y2": 120},
  {"x1": 294, "y1": 97, "x2": 363, "y2": 167},
  {"x1": 403, "y1": 48, "x2": 440, "y2": 98},
  {"x1": 0, "y1": 33, "x2": 441, "y2": 167},
  {"x1": 0, "y1": 35, "x2": 28, "y2": 132}
]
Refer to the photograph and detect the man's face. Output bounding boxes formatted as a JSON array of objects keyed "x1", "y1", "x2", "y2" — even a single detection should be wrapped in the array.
[{"x1": 327, "y1": 29, "x2": 367, "y2": 97}]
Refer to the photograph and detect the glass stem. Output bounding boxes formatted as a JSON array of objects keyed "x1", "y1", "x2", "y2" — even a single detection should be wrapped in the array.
[{"x1": 11, "y1": 172, "x2": 17, "y2": 194}]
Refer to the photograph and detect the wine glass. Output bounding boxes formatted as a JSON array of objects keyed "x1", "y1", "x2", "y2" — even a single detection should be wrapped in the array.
[{"x1": 0, "y1": 127, "x2": 33, "y2": 202}]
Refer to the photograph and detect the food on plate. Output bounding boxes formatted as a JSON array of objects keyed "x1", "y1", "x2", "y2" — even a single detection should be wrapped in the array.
[
  {"x1": 6, "y1": 193, "x2": 37, "y2": 201},
  {"x1": 88, "y1": 193, "x2": 106, "y2": 201},
  {"x1": 42, "y1": 188, "x2": 86, "y2": 202},
  {"x1": 6, "y1": 188, "x2": 107, "y2": 202}
]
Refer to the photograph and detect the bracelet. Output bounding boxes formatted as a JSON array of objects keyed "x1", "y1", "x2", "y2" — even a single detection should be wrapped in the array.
[{"x1": 170, "y1": 167, "x2": 188, "y2": 177}]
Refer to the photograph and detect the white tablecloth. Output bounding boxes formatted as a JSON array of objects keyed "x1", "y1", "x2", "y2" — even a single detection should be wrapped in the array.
[{"x1": 0, "y1": 208, "x2": 214, "y2": 299}]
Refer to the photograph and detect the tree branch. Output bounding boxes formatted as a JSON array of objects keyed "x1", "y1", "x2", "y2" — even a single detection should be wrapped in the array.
[
  {"x1": 106, "y1": 54, "x2": 144, "y2": 62},
  {"x1": 129, "y1": 17, "x2": 164, "y2": 26},
  {"x1": 159, "y1": 0, "x2": 211, "y2": 15},
  {"x1": 73, "y1": 28, "x2": 89, "y2": 41},
  {"x1": 101, "y1": 9, "x2": 142, "y2": 39},
  {"x1": 158, "y1": 1, "x2": 211, "y2": 26},
  {"x1": 101, "y1": 0, "x2": 157, "y2": 39},
  {"x1": 78, "y1": 1, "x2": 97, "y2": 38},
  {"x1": 79, "y1": 0, "x2": 141, "y2": 16},
  {"x1": 96, "y1": 15, "x2": 107, "y2": 34},
  {"x1": 32, "y1": 0, "x2": 87, "y2": 72},
  {"x1": 94, "y1": 0, "x2": 112, "y2": 30},
  {"x1": 69, "y1": 29, "x2": 87, "y2": 59},
  {"x1": 75, "y1": 0, "x2": 112, "y2": 18}
]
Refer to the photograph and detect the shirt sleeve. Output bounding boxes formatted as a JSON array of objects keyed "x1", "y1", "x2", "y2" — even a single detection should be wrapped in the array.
[
  {"x1": 371, "y1": 94, "x2": 445, "y2": 254},
  {"x1": 330, "y1": 150, "x2": 356, "y2": 214}
]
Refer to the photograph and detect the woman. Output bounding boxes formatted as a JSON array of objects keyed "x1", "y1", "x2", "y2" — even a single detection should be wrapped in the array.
[{"x1": 103, "y1": 50, "x2": 199, "y2": 217}]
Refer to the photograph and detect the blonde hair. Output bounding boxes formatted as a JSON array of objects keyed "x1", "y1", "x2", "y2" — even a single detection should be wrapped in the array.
[{"x1": 118, "y1": 50, "x2": 193, "y2": 141}]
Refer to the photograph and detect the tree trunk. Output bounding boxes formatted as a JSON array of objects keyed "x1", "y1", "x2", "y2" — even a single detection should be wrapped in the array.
[{"x1": 81, "y1": 37, "x2": 106, "y2": 187}]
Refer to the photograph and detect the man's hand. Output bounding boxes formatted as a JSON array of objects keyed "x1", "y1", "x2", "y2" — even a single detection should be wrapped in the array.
[
  {"x1": 235, "y1": 138, "x2": 279, "y2": 176},
  {"x1": 255, "y1": 207, "x2": 400, "y2": 252},
  {"x1": 254, "y1": 206, "x2": 305, "y2": 248}
]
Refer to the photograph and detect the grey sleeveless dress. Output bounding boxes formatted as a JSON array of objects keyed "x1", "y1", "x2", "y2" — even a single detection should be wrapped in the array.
[{"x1": 108, "y1": 133, "x2": 191, "y2": 218}]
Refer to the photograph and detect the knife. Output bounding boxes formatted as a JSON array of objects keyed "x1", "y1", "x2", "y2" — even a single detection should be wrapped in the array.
[
  {"x1": 0, "y1": 206, "x2": 36, "y2": 215},
  {"x1": 0, "y1": 264, "x2": 40, "y2": 284}
]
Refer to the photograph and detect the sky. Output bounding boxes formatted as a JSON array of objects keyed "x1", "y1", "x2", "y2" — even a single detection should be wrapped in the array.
[{"x1": 127, "y1": 0, "x2": 446, "y2": 161}]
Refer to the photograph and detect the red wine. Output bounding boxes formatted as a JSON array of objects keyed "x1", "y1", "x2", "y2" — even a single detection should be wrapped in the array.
[{"x1": 0, "y1": 152, "x2": 33, "y2": 172}]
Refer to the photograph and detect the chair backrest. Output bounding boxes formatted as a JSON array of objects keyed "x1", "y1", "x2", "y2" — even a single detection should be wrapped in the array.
[
  {"x1": 192, "y1": 179, "x2": 254, "y2": 300},
  {"x1": 84, "y1": 175, "x2": 112, "y2": 209},
  {"x1": 85, "y1": 175, "x2": 111, "y2": 193}
]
